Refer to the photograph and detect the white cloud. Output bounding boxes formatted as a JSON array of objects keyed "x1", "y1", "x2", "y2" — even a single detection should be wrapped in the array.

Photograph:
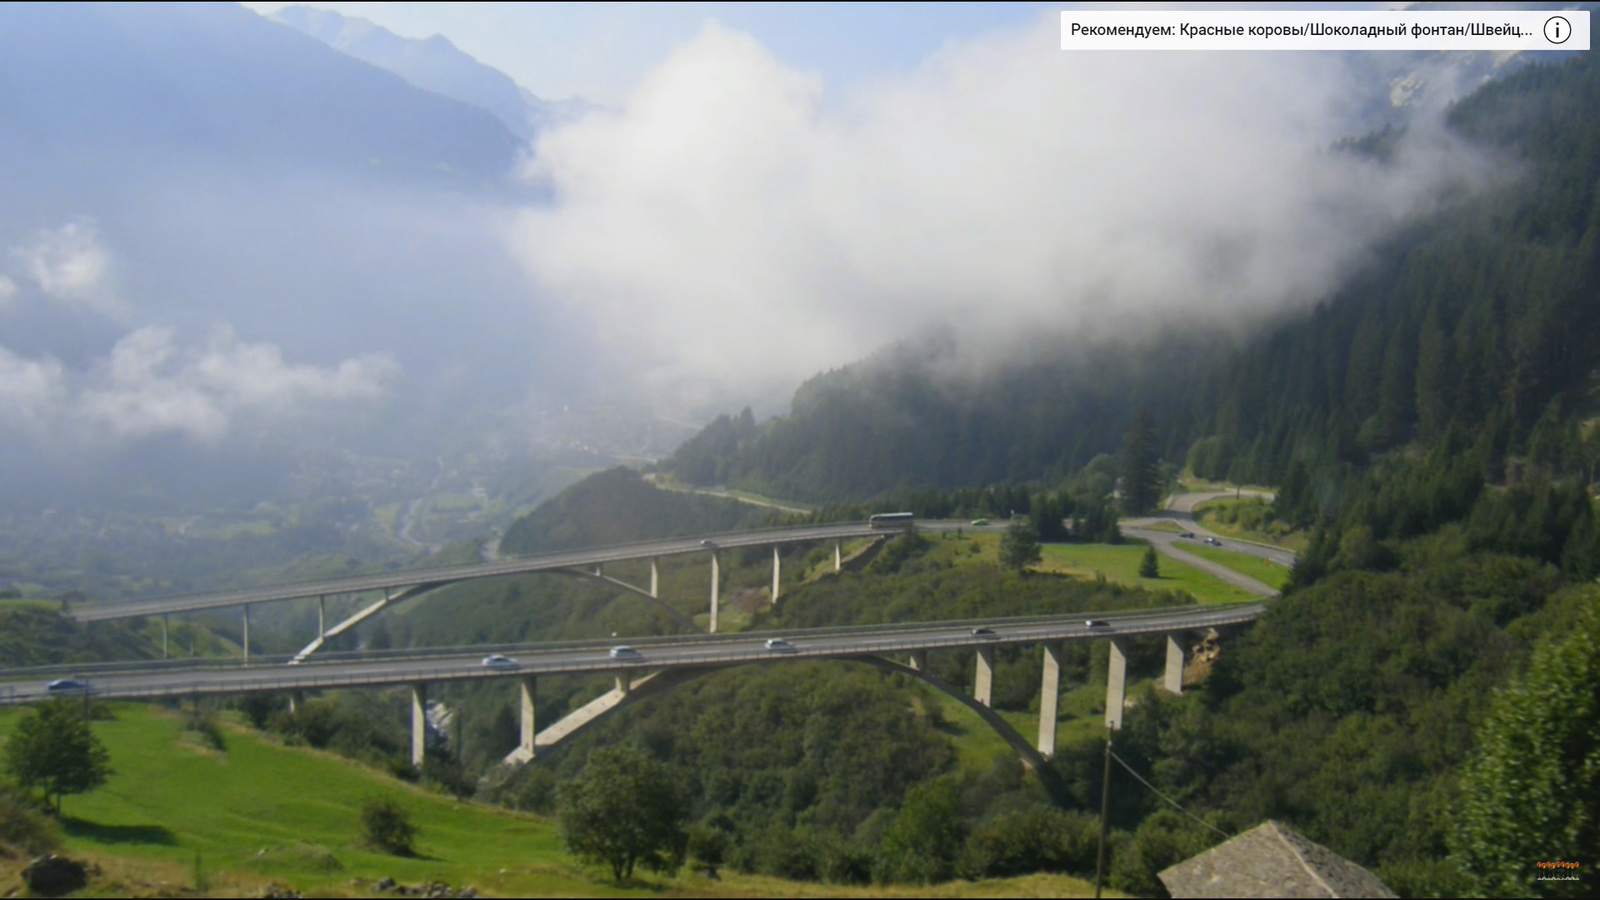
[
  {"x1": 0, "y1": 346, "x2": 69, "y2": 433},
  {"x1": 507, "y1": 18, "x2": 1492, "y2": 403},
  {"x1": 0, "y1": 275, "x2": 17, "y2": 310},
  {"x1": 0, "y1": 327, "x2": 399, "y2": 443},
  {"x1": 6, "y1": 220, "x2": 125, "y2": 318},
  {"x1": 79, "y1": 326, "x2": 399, "y2": 441}
]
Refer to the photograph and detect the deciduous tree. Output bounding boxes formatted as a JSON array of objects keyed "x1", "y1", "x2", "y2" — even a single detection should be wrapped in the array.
[
  {"x1": 558, "y1": 745, "x2": 688, "y2": 882},
  {"x1": 999, "y1": 520, "x2": 1043, "y2": 573},
  {"x1": 3, "y1": 700, "x2": 112, "y2": 814},
  {"x1": 1451, "y1": 603, "x2": 1600, "y2": 898}
]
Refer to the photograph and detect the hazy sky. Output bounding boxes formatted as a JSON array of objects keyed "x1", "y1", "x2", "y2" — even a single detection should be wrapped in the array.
[
  {"x1": 237, "y1": 3, "x2": 1403, "y2": 106},
  {"x1": 240, "y1": 1, "x2": 1054, "y2": 105}
]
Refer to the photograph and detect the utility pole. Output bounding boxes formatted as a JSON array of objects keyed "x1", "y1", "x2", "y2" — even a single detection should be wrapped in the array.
[{"x1": 1095, "y1": 732, "x2": 1113, "y2": 898}]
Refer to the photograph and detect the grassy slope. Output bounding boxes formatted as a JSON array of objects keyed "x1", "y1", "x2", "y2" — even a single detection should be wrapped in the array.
[
  {"x1": 1191, "y1": 499, "x2": 1308, "y2": 552},
  {"x1": 1033, "y1": 540, "x2": 1262, "y2": 605},
  {"x1": 0, "y1": 703, "x2": 1110, "y2": 898},
  {"x1": 0, "y1": 704, "x2": 609, "y2": 898},
  {"x1": 1177, "y1": 542, "x2": 1292, "y2": 592}
]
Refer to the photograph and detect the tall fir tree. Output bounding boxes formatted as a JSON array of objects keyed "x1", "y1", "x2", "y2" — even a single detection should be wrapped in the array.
[{"x1": 1119, "y1": 408, "x2": 1161, "y2": 516}]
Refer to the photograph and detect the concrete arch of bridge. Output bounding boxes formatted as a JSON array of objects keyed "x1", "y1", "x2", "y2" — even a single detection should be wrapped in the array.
[
  {"x1": 293, "y1": 568, "x2": 701, "y2": 663},
  {"x1": 514, "y1": 655, "x2": 1068, "y2": 806}
]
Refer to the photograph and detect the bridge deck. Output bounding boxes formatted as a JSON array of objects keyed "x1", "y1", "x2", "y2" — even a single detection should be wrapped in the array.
[
  {"x1": 1, "y1": 603, "x2": 1264, "y2": 705},
  {"x1": 71, "y1": 522, "x2": 887, "y2": 622}
]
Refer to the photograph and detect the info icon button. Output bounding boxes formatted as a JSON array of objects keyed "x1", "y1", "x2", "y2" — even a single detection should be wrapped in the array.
[{"x1": 1545, "y1": 16, "x2": 1572, "y2": 44}]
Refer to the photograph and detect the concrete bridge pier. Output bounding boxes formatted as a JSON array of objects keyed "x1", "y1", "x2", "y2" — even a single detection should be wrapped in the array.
[
  {"x1": 834, "y1": 540, "x2": 842, "y2": 573},
  {"x1": 908, "y1": 650, "x2": 927, "y2": 671},
  {"x1": 289, "y1": 690, "x2": 304, "y2": 714},
  {"x1": 411, "y1": 683, "x2": 427, "y2": 768},
  {"x1": 709, "y1": 551, "x2": 721, "y2": 633},
  {"x1": 1163, "y1": 633, "x2": 1187, "y2": 695},
  {"x1": 318, "y1": 596, "x2": 326, "y2": 641},
  {"x1": 242, "y1": 603, "x2": 251, "y2": 664},
  {"x1": 1105, "y1": 637, "x2": 1128, "y2": 731},
  {"x1": 518, "y1": 676, "x2": 536, "y2": 761},
  {"x1": 1038, "y1": 643, "x2": 1063, "y2": 758},
  {"x1": 650, "y1": 559, "x2": 659, "y2": 599},
  {"x1": 771, "y1": 547, "x2": 781, "y2": 604},
  {"x1": 161, "y1": 614, "x2": 169, "y2": 659},
  {"x1": 974, "y1": 646, "x2": 995, "y2": 707}
]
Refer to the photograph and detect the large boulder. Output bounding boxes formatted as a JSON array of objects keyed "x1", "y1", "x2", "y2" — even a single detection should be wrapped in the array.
[{"x1": 22, "y1": 855, "x2": 88, "y2": 897}]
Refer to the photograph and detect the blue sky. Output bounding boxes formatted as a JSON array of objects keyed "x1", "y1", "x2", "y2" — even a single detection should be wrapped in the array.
[{"x1": 240, "y1": 2, "x2": 1056, "y2": 104}]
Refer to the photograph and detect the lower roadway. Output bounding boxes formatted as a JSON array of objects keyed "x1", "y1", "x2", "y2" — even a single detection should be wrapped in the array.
[{"x1": 0, "y1": 603, "x2": 1264, "y2": 706}]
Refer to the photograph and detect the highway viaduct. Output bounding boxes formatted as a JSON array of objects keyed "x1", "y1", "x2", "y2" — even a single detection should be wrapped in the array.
[
  {"x1": 68, "y1": 522, "x2": 893, "y2": 664},
  {"x1": 65, "y1": 513, "x2": 1287, "y2": 667},
  {"x1": 38, "y1": 510, "x2": 1280, "y2": 795},
  {"x1": 2, "y1": 603, "x2": 1264, "y2": 800}
]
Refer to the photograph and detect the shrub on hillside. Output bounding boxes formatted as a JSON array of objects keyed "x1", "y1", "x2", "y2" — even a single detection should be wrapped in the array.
[
  {"x1": 0, "y1": 783, "x2": 60, "y2": 855},
  {"x1": 957, "y1": 806, "x2": 1099, "y2": 880},
  {"x1": 184, "y1": 711, "x2": 226, "y2": 752},
  {"x1": 360, "y1": 796, "x2": 417, "y2": 857}
]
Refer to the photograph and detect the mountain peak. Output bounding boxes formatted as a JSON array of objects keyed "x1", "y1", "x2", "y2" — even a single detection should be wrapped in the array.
[{"x1": 269, "y1": 5, "x2": 582, "y2": 140}]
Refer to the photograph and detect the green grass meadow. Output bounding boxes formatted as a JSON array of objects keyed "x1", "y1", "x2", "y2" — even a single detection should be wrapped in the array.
[
  {"x1": 0, "y1": 703, "x2": 635, "y2": 898},
  {"x1": 0, "y1": 702, "x2": 1113, "y2": 897},
  {"x1": 1034, "y1": 540, "x2": 1261, "y2": 604},
  {"x1": 1177, "y1": 542, "x2": 1292, "y2": 592}
]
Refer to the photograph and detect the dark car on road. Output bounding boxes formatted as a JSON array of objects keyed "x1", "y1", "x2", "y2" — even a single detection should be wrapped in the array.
[{"x1": 46, "y1": 678, "x2": 91, "y2": 694}]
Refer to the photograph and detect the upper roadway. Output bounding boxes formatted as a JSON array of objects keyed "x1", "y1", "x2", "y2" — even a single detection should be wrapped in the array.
[
  {"x1": 0, "y1": 603, "x2": 1264, "y2": 706},
  {"x1": 70, "y1": 522, "x2": 887, "y2": 623},
  {"x1": 70, "y1": 490, "x2": 1296, "y2": 622}
]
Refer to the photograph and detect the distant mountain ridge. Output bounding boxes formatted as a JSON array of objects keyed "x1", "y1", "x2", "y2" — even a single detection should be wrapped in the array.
[
  {"x1": 0, "y1": 1, "x2": 521, "y2": 186},
  {"x1": 269, "y1": 5, "x2": 598, "y2": 141},
  {"x1": 0, "y1": 2, "x2": 589, "y2": 511}
]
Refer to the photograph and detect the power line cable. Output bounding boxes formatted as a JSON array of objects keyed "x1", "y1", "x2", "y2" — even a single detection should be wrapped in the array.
[{"x1": 1109, "y1": 748, "x2": 1231, "y2": 839}]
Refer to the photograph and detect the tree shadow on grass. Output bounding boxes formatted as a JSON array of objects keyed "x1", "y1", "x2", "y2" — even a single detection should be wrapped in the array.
[{"x1": 62, "y1": 817, "x2": 178, "y2": 846}]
